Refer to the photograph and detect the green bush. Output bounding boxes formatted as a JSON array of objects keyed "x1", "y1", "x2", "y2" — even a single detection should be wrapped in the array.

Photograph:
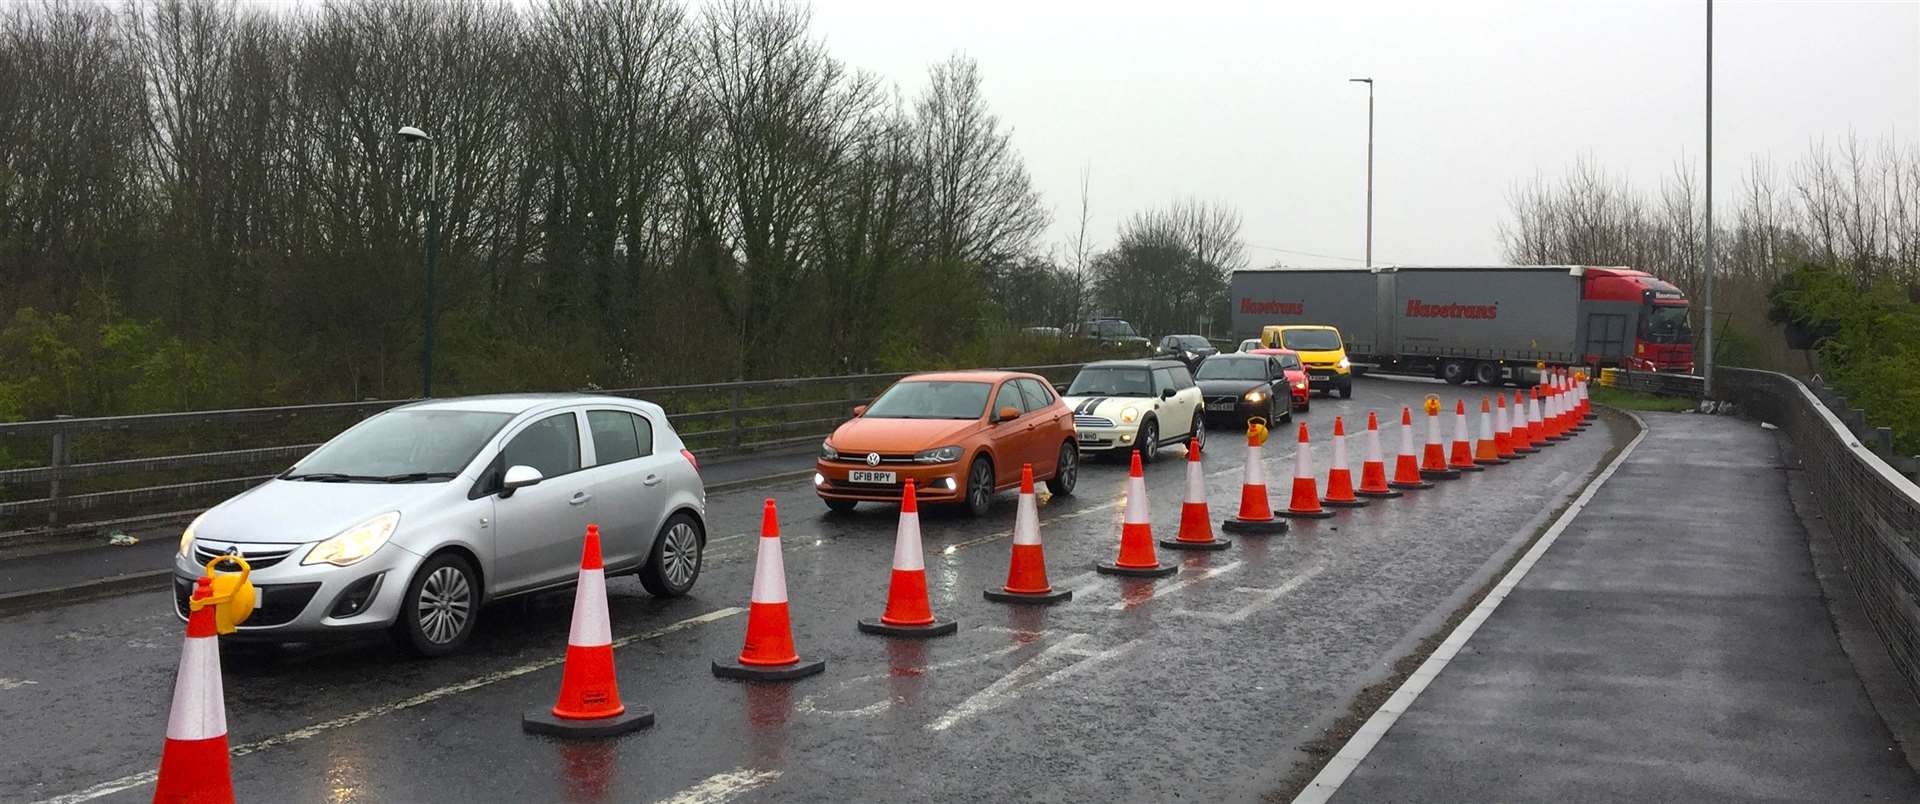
[{"x1": 1768, "y1": 263, "x2": 1920, "y2": 455}]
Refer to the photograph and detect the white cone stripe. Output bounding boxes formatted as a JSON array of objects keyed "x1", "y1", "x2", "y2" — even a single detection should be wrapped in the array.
[
  {"x1": 1399, "y1": 421, "x2": 1417, "y2": 456},
  {"x1": 1452, "y1": 410, "x2": 1469, "y2": 443},
  {"x1": 165, "y1": 635, "x2": 227, "y2": 741},
  {"x1": 1124, "y1": 475, "x2": 1149, "y2": 524},
  {"x1": 1013, "y1": 490, "x2": 1042, "y2": 546},
  {"x1": 1244, "y1": 444, "x2": 1266, "y2": 486},
  {"x1": 892, "y1": 512, "x2": 926, "y2": 571},
  {"x1": 1331, "y1": 432, "x2": 1349, "y2": 469},
  {"x1": 568, "y1": 568, "x2": 613, "y2": 647},
  {"x1": 1496, "y1": 403, "x2": 1509, "y2": 436},
  {"x1": 750, "y1": 535, "x2": 788, "y2": 604},
  {"x1": 1294, "y1": 439, "x2": 1314, "y2": 478},
  {"x1": 1479, "y1": 408, "x2": 1494, "y2": 440},
  {"x1": 1426, "y1": 413, "x2": 1443, "y2": 445},
  {"x1": 1364, "y1": 426, "x2": 1384, "y2": 463},
  {"x1": 1185, "y1": 459, "x2": 1206, "y2": 503}
]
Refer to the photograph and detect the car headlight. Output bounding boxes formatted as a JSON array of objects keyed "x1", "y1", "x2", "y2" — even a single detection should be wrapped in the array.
[
  {"x1": 1294, "y1": 379, "x2": 1308, "y2": 389},
  {"x1": 820, "y1": 441, "x2": 839, "y2": 461},
  {"x1": 914, "y1": 445, "x2": 964, "y2": 464},
  {"x1": 1338, "y1": 357, "x2": 1351, "y2": 369},
  {"x1": 179, "y1": 511, "x2": 208, "y2": 556},
  {"x1": 303, "y1": 512, "x2": 401, "y2": 567},
  {"x1": 1120, "y1": 407, "x2": 1138, "y2": 424},
  {"x1": 1245, "y1": 390, "x2": 1267, "y2": 403}
]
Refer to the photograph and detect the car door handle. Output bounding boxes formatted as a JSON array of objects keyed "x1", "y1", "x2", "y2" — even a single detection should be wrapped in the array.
[
  {"x1": 643, "y1": 475, "x2": 662, "y2": 487},
  {"x1": 569, "y1": 492, "x2": 593, "y2": 506}
]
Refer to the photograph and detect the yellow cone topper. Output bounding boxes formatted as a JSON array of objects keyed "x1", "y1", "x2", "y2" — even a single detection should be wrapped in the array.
[
  {"x1": 1247, "y1": 417, "x2": 1269, "y2": 447},
  {"x1": 193, "y1": 555, "x2": 256, "y2": 635},
  {"x1": 1423, "y1": 394, "x2": 1442, "y2": 417}
]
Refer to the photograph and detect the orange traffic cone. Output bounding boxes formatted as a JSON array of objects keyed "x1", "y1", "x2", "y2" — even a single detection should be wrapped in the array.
[
  {"x1": 714, "y1": 500, "x2": 827, "y2": 680},
  {"x1": 1526, "y1": 387, "x2": 1549, "y2": 448},
  {"x1": 154, "y1": 577, "x2": 234, "y2": 804},
  {"x1": 1390, "y1": 407, "x2": 1434, "y2": 490},
  {"x1": 1421, "y1": 402, "x2": 1462, "y2": 480},
  {"x1": 986, "y1": 465, "x2": 1075, "y2": 603},
  {"x1": 1495, "y1": 394, "x2": 1523, "y2": 460},
  {"x1": 1447, "y1": 399, "x2": 1484, "y2": 472},
  {"x1": 525, "y1": 525, "x2": 654, "y2": 736},
  {"x1": 1278, "y1": 423, "x2": 1336, "y2": 518},
  {"x1": 1356, "y1": 411, "x2": 1402, "y2": 498},
  {"x1": 1164, "y1": 440, "x2": 1232, "y2": 550},
  {"x1": 1511, "y1": 390, "x2": 1540, "y2": 453},
  {"x1": 1545, "y1": 378, "x2": 1570, "y2": 442},
  {"x1": 1321, "y1": 417, "x2": 1368, "y2": 508},
  {"x1": 1222, "y1": 421, "x2": 1289, "y2": 534},
  {"x1": 1579, "y1": 374, "x2": 1596, "y2": 422},
  {"x1": 1098, "y1": 451, "x2": 1179, "y2": 576},
  {"x1": 860, "y1": 480, "x2": 959, "y2": 636},
  {"x1": 1474, "y1": 397, "x2": 1506, "y2": 465}
]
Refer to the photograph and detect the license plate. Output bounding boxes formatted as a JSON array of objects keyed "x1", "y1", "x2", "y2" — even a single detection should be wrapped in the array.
[
  {"x1": 848, "y1": 470, "x2": 896, "y2": 484},
  {"x1": 1078, "y1": 432, "x2": 1102, "y2": 443},
  {"x1": 1206, "y1": 401, "x2": 1235, "y2": 412}
]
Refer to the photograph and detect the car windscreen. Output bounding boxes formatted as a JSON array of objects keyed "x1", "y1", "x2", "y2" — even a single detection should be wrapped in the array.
[
  {"x1": 1194, "y1": 358, "x2": 1269, "y2": 381},
  {"x1": 865, "y1": 381, "x2": 993, "y2": 420},
  {"x1": 1239, "y1": 339, "x2": 1260, "y2": 352},
  {"x1": 1641, "y1": 305, "x2": 1692, "y2": 344},
  {"x1": 1096, "y1": 321, "x2": 1139, "y2": 337},
  {"x1": 1067, "y1": 367, "x2": 1153, "y2": 397},
  {"x1": 285, "y1": 410, "x2": 512, "y2": 481},
  {"x1": 1280, "y1": 329, "x2": 1343, "y2": 351},
  {"x1": 1170, "y1": 335, "x2": 1210, "y2": 350}
]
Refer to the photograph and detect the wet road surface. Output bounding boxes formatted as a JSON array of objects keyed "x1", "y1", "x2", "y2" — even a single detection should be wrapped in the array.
[{"x1": 1, "y1": 376, "x2": 1626, "y2": 804}]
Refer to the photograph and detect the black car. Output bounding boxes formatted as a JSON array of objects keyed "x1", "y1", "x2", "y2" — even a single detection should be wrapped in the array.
[
  {"x1": 1193, "y1": 353, "x2": 1293, "y2": 429},
  {"x1": 1155, "y1": 334, "x2": 1218, "y2": 371}
]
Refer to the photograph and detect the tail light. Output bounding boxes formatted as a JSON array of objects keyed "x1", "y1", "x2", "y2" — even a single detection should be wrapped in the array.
[{"x1": 680, "y1": 449, "x2": 699, "y2": 471}]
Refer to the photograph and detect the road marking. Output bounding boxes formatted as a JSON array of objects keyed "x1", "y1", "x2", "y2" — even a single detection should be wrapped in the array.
[
  {"x1": 1293, "y1": 412, "x2": 1649, "y2": 804},
  {"x1": 0, "y1": 677, "x2": 37, "y2": 690},
  {"x1": 656, "y1": 768, "x2": 782, "y2": 804},
  {"x1": 1107, "y1": 561, "x2": 1243, "y2": 610},
  {"x1": 794, "y1": 637, "x2": 1035, "y2": 719},
  {"x1": 36, "y1": 607, "x2": 745, "y2": 804},
  {"x1": 928, "y1": 634, "x2": 1141, "y2": 732},
  {"x1": 1174, "y1": 566, "x2": 1325, "y2": 624}
]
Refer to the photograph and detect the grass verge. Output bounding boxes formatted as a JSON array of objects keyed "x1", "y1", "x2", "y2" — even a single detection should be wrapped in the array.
[{"x1": 1590, "y1": 385, "x2": 1696, "y2": 413}]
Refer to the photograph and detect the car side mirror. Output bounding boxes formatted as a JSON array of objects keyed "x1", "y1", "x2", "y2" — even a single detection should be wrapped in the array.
[
  {"x1": 1160, "y1": 387, "x2": 1176, "y2": 400},
  {"x1": 852, "y1": 404, "x2": 868, "y2": 417},
  {"x1": 996, "y1": 406, "x2": 1021, "y2": 423},
  {"x1": 501, "y1": 464, "x2": 543, "y2": 497}
]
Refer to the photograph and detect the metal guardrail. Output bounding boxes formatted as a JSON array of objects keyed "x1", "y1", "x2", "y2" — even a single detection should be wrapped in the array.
[
  {"x1": 1600, "y1": 368, "x2": 1707, "y2": 398},
  {"x1": 1710, "y1": 368, "x2": 1920, "y2": 706},
  {"x1": 0, "y1": 363, "x2": 1089, "y2": 542}
]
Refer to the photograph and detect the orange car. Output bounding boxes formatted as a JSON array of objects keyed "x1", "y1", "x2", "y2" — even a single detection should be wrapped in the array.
[{"x1": 815, "y1": 371, "x2": 1079, "y2": 516}]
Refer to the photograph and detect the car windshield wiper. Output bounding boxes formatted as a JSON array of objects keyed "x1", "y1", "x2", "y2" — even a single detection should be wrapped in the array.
[
  {"x1": 376, "y1": 472, "x2": 458, "y2": 483},
  {"x1": 282, "y1": 472, "x2": 383, "y2": 482}
]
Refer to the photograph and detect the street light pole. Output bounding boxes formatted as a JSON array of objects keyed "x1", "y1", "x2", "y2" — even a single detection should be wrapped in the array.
[
  {"x1": 398, "y1": 126, "x2": 437, "y2": 398},
  {"x1": 1349, "y1": 78, "x2": 1374, "y2": 268},
  {"x1": 1701, "y1": 2, "x2": 1716, "y2": 395}
]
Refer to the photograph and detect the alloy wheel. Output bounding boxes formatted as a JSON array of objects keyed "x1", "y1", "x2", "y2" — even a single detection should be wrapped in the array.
[{"x1": 418, "y1": 566, "x2": 472, "y2": 645}]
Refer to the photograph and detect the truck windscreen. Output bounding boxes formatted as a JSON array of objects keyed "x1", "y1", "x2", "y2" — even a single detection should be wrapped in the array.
[{"x1": 1641, "y1": 305, "x2": 1692, "y2": 344}]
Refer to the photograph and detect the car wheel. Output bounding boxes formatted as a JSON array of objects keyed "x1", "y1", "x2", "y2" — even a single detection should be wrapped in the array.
[
  {"x1": 639, "y1": 513, "x2": 704, "y2": 597},
  {"x1": 1190, "y1": 414, "x2": 1206, "y2": 452},
  {"x1": 1339, "y1": 380, "x2": 1354, "y2": 399},
  {"x1": 1282, "y1": 402, "x2": 1294, "y2": 424},
  {"x1": 965, "y1": 456, "x2": 995, "y2": 517},
  {"x1": 394, "y1": 552, "x2": 480, "y2": 657},
  {"x1": 1136, "y1": 419, "x2": 1158, "y2": 464},
  {"x1": 1472, "y1": 362, "x2": 1500, "y2": 386},
  {"x1": 1441, "y1": 360, "x2": 1469, "y2": 385},
  {"x1": 824, "y1": 497, "x2": 857, "y2": 513},
  {"x1": 1046, "y1": 441, "x2": 1078, "y2": 496}
]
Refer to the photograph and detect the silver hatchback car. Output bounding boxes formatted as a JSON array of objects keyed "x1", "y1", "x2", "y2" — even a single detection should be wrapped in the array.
[{"x1": 172, "y1": 394, "x2": 707, "y2": 656}]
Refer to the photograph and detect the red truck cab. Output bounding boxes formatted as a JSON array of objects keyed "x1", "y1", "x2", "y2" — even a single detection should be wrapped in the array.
[{"x1": 1581, "y1": 268, "x2": 1694, "y2": 372}]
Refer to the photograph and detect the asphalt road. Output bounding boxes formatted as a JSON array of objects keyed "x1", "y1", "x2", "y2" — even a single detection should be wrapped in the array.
[{"x1": 0, "y1": 376, "x2": 1624, "y2": 804}]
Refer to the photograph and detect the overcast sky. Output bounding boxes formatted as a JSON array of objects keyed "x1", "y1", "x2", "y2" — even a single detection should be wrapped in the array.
[{"x1": 809, "y1": 0, "x2": 1919, "y2": 267}]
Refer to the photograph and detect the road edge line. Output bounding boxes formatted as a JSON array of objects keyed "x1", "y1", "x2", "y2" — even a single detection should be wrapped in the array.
[{"x1": 1290, "y1": 408, "x2": 1649, "y2": 804}]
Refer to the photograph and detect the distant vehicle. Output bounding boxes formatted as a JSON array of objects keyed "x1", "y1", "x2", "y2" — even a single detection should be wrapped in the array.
[
  {"x1": 1236, "y1": 337, "x2": 1261, "y2": 353},
  {"x1": 1021, "y1": 326, "x2": 1064, "y2": 338},
  {"x1": 1194, "y1": 353, "x2": 1295, "y2": 429},
  {"x1": 1061, "y1": 359, "x2": 1204, "y2": 464},
  {"x1": 173, "y1": 394, "x2": 707, "y2": 656},
  {"x1": 1230, "y1": 265, "x2": 1695, "y2": 385},
  {"x1": 1069, "y1": 317, "x2": 1151, "y2": 351},
  {"x1": 815, "y1": 371, "x2": 1077, "y2": 517},
  {"x1": 1260, "y1": 324, "x2": 1353, "y2": 398},
  {"x1": 1246, "y1": 347, "x2": 1312, "y2": 411},
  {"x1": 1154, "y1": 334, "x2": 1218, "y2": 371}
]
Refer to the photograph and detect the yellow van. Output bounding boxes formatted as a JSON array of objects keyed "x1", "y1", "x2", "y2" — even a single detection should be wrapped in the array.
[{"x1": 1261, "y1": 325, "x2": 1352, "y2": 398}]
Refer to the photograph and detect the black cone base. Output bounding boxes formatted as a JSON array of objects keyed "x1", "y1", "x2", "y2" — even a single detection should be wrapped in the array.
[
  {"x1": 1095, "y1": 560, "x2": 1179, "y2": 577},
  {"x1": 1221, "y1": 517, "x2": 1290, "y2": 535},
  {"x1": 1356, "y1": 488, "x2": 1404, "y2": 498},
  {"x1": 1320, "y1": 498, "x2": 1369, "y2": 508},
  {"x1": 858, "y1": 617, "x2": 958, "y2": 638},
  {"x1": 1160, "y1": 537, "x2": 1232, "y2": 551},
  {"x1": 1475, "y1": 458, "x2": 1509, "y2": 466},
  {"x1": 712, "y1": 657, "x2": 827, "y2": 681},
  {"x1": 523, "y1": 706, "x2": 654, "y2": 738},
  {"x1": 984, "y1": 587, "x2": 1073, "y2": 605},
  {"x1": 1389, "y1": 479, "x2": 1435, "y2": 490},
  {"x1": 1512, "y1": 447, "x2": 1540, "y2": 454},
  {"x1": 1450, "y1": 464, "x2": 1485, "y2": 473},
  {"x1": 1276, "y1": 508, "x2": 1337, "y2": 519},
  {"x1": 1420, "y1": 468, "x2": 1462, "y2": 480}
]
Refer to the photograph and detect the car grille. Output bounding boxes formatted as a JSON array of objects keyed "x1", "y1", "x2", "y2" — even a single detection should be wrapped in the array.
[
  {"x1": 1205, "y1": 395, "x2": 1241, "y2": 406},
  {"x1": 192, "y1": 541, "x2": 299, "y2": 571},
  {"x1": 1074, "y1": 416, "x2": 1114, "y2": 428},
  {"x1": 174, "y1": 577, "x2": 321, "y2": 627},
  {"x1": 828, "y1": 453, "x2": 916, "y2": 465}
]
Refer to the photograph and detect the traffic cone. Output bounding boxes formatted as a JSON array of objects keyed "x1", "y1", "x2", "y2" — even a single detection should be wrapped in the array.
[
  {"x1": 987, "y1": 465, "x2": 1076, "y2": 602},
  {"x1": 1580, "y1": 374, "x2": 1596, "y2": 422},
  {"x1": 1278, "y1": 423, "x2": 1336, "y2": 518},
  {"x1": 525, "y1": 525, "x2": 654, "y2": 737},
  {"x1": 1164, "y1": 440, "x2": 1232, "y2": 550},
  {"x1": 1389, "y1": 407, "x2": 1434, "y2": 490},
  {"x1": 1356, "y1": 411, "x2": 1402, "y2": 498},
  {"x1": 1545, "y1": 378, "x2": 1570, "y2": 442},
  {"x1": 714, "y1": 500, "x2": 827, "y2": 680},
  {"x1": 1222, "y1": 421, "x2": 1289, "y2": 534},
  {"x1": 860, "y1": 480, "x2": 959, "y2": 636},
  {"x1": 1420, "y1": 403, "x2": 1461, "y2": 480},
  {"x1": 1495, "y1": 393, "x2": 1523, "y2": 460},
  {"x1": 1098, "y1": 451, "x2": 1180, "y2": 575},
  {"x1": 154, "y1": 577, "x2": 233, "y2": 804},
  {"x1": 1511, "y1": 391, "x2": 1540, "y2": 453},
  {"x1": 1526, "y1": 387, "x2": 1549, "y2": 448},
  {"x1": 1320, "y1": 417, "x2": 1368, "y2": 508},
  {"x1": 1474, "y1": 397, "x2": 1506, "y2": 465},
  {"x1": 1447, "y1": 399, "x2": 1484, "y2": 472}
]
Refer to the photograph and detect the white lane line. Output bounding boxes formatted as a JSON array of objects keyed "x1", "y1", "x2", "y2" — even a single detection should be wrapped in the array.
[
  {"x1": 1174, "y1": 565, "x2": 1326, "y2": 625},
  {"x1": 0, "y1": 677, "x2": 37, "y2": 690},
  {"x1": 929, "y1": 635, "x2": 1141, "y2": 732},
  {"x1": 926, "y1": 634, "x2": 1097, "y2": 731},
  {"x1": 1292, "y1": 412, "x2": 1648, "y2": 804},
  {"x1": 795, "y1": 638, "x2": 1036, "y2": 719},
  {"x1": 36, "y1": 607, "x2": 745, "y2": 804},
  {"x1": 655, "y1": 767, "x2": 782, "y2": 804},
  {"x1": 1106, "y1": 561, "x2": 1244, "y2": 611}
]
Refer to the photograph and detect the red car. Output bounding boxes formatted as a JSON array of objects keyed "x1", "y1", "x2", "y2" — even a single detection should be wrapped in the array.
[{"x1": 1248, "y1": 348, "x2": 1311, "y2": 411}]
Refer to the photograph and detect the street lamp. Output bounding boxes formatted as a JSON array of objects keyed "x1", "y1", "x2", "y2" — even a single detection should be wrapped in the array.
[
  {"x1": 397, "y1": 125, "x2": 437, "y2": 398},
  {"x1": 1348, "y1": 78, "x2": 1373, "y2": 268}
]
